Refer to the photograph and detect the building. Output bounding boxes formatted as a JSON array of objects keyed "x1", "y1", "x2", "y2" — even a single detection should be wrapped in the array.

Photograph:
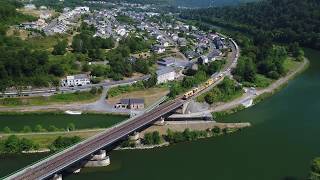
[
  {"x1": 214, "y1": 37, "x2": 224, "y2": 49},
  {"x1": 114, "y1": 98, "x2": 145, "y2": 110},
  {"x1": 24, "y1": 4, "x2": 36, "y2": 10},
  {"x1": 198, "y1": 55, "x2": 209, "y2": 64},
  {"x1": 156, "y1": 67, "x2": 175, "y2": 84},
  {"x1": 157, "y1": 57, "x2": 175, "y2": 67},
  {"x1": 61, "y1": 74, "x2": 91, "y2": 87},
  {"x1": 152, "y1": 45, "x2": 165, "y2": 54}
]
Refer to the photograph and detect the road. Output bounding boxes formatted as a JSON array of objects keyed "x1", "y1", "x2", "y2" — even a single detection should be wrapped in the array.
[
  {"x1": 4, "y1": 33, "x2": 242, "y2": 179},
  {"x1": 1, "y1": 75, "x2": 150, "y2": 97}
]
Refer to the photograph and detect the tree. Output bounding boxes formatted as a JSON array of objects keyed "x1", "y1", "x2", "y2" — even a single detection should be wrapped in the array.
[
  {"x1": 67, "y1": 123, "x2": 75, "y2": 131},
  {"x1": 19, "y1": 138, "x2": 36, "y2": 151},
  {"x1": 144, "y1": 132, "x2": 153, "y2": 145},
  {"x1": 134, "y1": 59, "x2": 149, "y2": 74},
  {"x1": 49, "y1": 136, "x2": 81, "y2": 151},
  {"x1": 204, "y1": 92, "x2": 216, "y2": 105},
  {"x1": 48, "y1": 125, "x2": 59, "y2": 132},
  {"x1": 3, "y1": 135, "x2": 20, "y2": 153},
  {"x1": 49, "y1": 64, "x2": 65, "y2": 77},
  {"x1": 152, "y1": 131, "x2": 161, "y2": 144},
  {"x1": 34, "y1": 124, "x2": 46, "y2": 132},
  {"x1": 310, "y1": 157, "x2": 320, "y2": 180},
  {"x1": 169, "y1": 83, "x2": 182, "y2": 98},
  {"x1": 3, "y1": 126, "x2": 11, "y2": 133},
  {"x1": 212, "y1": 127, "x2": 221, "y2": 134},
  {"x1": 52, "y1": 40, "x2": 68, "y2": 55},
  {"x1": 143, "y1": 73, "x2": 157, "y2": 88},
  {"x1": 91, "y1": 65, "x2": 106, "y2": 77},
  {"x1": 22, "y1": 126, "x2": 32, "y2": 133}
]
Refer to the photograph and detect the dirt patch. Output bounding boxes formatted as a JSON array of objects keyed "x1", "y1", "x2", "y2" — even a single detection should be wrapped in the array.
[
  {"x1": 141, "y1": 121, "x2": 251, "y2": 135},
  {"x1": 107, "y1": 87, "x2": 169, "y2": 107},
  {"x1": 6, "y1": 27, "x2": 29, "y2": 40}
]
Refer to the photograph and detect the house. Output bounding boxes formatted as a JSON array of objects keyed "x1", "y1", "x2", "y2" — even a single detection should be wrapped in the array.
[
  {"x1": 24, "y1": 4, "x2": 36, "y2": 10},
  {"x1": 161, "y1": 41, "x2": 170, "y2": 47},
  {"x1": 156, "y1": 67, "x2": 175, "y2": 84},
  {"x1": 198, "y1": 55, "x2": 209, "y2": 64},
  {"x1": 214, "y1": 37, "x2": 224, "y2": 49},
  {"x1": 152, "y1": 45, "x2": 165, "y2": 54},
  {"x1": 207, "y1": 49, "x2": 222, "y2": 61},
  {"x1": 157, "y1": 57, "x2": 175, "y2": 67},
  {"x1": 61, "y1": 74, "x2": 91, "y2": 87},
  {"x1": 177, "y1": 38, "x2": 187, "y2": 47},
  {"x1": 114, "y1": 98, "x2": 145, "y2": 110}
]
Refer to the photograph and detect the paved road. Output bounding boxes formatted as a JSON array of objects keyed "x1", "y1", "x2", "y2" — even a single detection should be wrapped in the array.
[{"x1": 1, "y1": 75, "x2": 150, "y2": 97}]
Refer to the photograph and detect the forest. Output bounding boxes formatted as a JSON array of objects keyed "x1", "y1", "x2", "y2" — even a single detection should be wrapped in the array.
[
  {"x1": 180, "y1": 0, "x2": 320, "y2": 50},
  {"x1": 180, "y1": 0, "x2": 312, "y2": 86}
]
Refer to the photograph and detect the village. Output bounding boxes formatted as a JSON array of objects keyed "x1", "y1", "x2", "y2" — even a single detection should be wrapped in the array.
[{"x1": 4, "y1": 2, "x2": 231, "y2": 113}]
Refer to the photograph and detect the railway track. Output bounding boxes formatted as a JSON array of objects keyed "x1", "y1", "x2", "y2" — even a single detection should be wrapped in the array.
[{"x1": 9, "y1": 100, "x2": 183, "y2": 180}]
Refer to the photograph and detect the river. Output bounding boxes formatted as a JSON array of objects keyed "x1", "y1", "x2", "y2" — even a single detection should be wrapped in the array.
[{"x1": 0, "y1": 49, "x2": 319, "y2": 179}]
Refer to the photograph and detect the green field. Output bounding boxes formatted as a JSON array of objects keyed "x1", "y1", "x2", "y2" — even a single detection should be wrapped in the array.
[
  {"x1": 0, "y1": 91, "x2": 100, "y2": 107},
  {"x1": 0, "y1": 113, "x2": 128, "y2": 133}
]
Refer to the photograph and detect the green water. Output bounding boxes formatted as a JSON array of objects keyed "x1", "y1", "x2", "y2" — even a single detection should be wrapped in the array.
[
  {"x1": 0, "y1": 114, "x2": 127, "y2": 132},
  {"x1": 1, "y1": 49, "x2": 320, "y2": 179}
]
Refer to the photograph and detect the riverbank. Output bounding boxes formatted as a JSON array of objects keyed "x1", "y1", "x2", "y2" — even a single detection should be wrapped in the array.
[
  {"x1": 188, "y1": 57, "x2": 309, "y2": 117},
  {"x1": 116, "y1": 121, "x2": 250, "y2": 150}
]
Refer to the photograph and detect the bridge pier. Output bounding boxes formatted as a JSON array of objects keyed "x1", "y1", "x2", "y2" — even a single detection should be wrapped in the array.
[
  {"x1": 84, "y1": 150, "x2": 110, "y2": 167},
  {"x1": 52, "y1": 174, "x2": 63, "y2": 180},
  {"x1": 154, "y1": 117, "x2": 165, "y2": 126}
]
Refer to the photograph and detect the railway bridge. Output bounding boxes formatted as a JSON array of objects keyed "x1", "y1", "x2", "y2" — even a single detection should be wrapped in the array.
[{"x1": 5, "y1": 99, "x2": 184, "y2": 180}]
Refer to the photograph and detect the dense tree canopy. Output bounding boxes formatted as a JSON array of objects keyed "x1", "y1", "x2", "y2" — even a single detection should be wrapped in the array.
[{"x1": 181, "y1": 0, "x2": 320, "y2": 50}]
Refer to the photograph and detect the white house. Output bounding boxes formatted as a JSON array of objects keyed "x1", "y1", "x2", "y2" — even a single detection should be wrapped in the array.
[
  {"x1": 156, "y1": 68, "x2": 175, "y2": 84},
  {"x1": 153, "y1": 45, "x2": 165, "y2": 54},
  {"x1": 61, "y1": 74, "x2": 91, "y2": 87},
  {"x1": 24, "y1": 4, "x2": 36, "y2": 10},
  {"x1": 198, "y1": 55, "x2": 209, "y2": 64},
  {"x1": 116, "y1": 27, "x2": 127, "y2": 36}
]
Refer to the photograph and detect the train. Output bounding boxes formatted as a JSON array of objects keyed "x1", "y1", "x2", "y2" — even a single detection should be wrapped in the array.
[
  {"x1": 183, "y1": 74, "x2": 223, "y2": 100},
  {"x1": 182, "y1": 37, "x2": 239, "y2": 100}
]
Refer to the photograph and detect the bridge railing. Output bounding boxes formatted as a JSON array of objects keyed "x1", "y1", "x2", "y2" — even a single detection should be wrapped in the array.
[{"x1": 3, "y1": 96, "x2": 168, "y2": 180}]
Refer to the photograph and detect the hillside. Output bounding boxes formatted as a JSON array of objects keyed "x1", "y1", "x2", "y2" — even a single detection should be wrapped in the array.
[
  {"x1": 180, "y1": 0, "x2": 320, "y2": 50},
  {"x1": 173, "y1": 0, "x2": 259, "y2": 7},
  {"x1": 0, "y1": 0, "x2": 35, "y2": 34}
]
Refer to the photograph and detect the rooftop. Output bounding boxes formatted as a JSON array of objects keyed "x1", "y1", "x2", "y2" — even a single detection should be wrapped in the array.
[{"x1": 120, "y1": 98, "x2": 145, "y2": 105}]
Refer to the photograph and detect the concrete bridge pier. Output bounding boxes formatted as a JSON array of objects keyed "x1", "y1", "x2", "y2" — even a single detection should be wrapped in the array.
[
  {"x1": 52, "y1": 174, "x2": 63, "y2": 180},
  {"x1": 174, "y1": 101, "x2": 190, "y2": 114},
  {"x1": 66, "y1": 165, "x2": 81, "y2": 174},
  {"x1": 154, "y1": 117, "x2": 165, "y2": 126},
  {"x1": 84, "y1": 150, "x2": 110, "y2": 167}
]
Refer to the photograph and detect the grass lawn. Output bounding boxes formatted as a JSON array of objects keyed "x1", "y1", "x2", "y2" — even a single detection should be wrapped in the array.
[
  {"x1": 197, "y1": 88, "x2": 244, "y2": 103},
  {"x1": 283, "y1": 57, "x2": 301, "y2": 73},
  {"x1": 0, "y1": 91, "x2": 100, "y2": 107},
  {"x1": 0, "y1": 130, "x2": 104, "y2": 149},
  {"x1": 107, "y1": 87, "x2": 169, "y2": 107},
  {"x1": 26, "y1": 34, "x2": 68, "y2": 51}
]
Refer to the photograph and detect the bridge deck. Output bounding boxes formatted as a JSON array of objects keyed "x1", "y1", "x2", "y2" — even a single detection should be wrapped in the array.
[{"x1": 7, "y1": 100, "x2": 184, "y2": 180}]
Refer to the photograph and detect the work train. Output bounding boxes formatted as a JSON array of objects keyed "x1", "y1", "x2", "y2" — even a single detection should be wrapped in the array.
[
  {"x1": 183, "y1": 74, "x2": 223, "y2": 100},
  {"x1": 183, "y1": 38, "x2": 239, "y2": 100}
]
